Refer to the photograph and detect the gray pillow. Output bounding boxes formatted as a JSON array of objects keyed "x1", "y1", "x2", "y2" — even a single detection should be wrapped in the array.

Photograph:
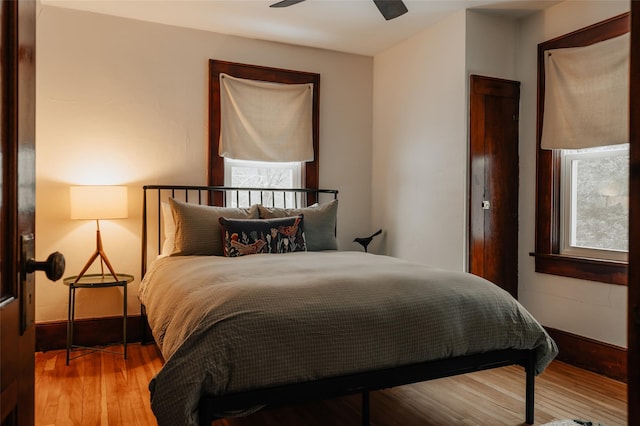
[
  {"x1": 258, "y1": 199, "x2": 338, "y2": 251},
  {"x1": 169, "y1": 198, "x2": 258, "y2": 256}
]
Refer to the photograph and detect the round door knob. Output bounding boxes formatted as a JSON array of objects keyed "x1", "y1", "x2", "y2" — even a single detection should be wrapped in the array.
[{"x1": 26, "y1": 252, "x2": 66, "y2": 281}]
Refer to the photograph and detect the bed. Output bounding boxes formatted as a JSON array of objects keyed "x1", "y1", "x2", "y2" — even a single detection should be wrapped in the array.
[{"x1": 139, "y1": 185, "x2": 558, "y2": 426}]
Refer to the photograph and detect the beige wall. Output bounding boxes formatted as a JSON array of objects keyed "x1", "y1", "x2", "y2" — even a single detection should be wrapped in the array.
[
  {"x1": 373, "y1": 1, "x2": 629, "y2": 348},
  {"x1": 37, "y1": 1, "x2": 630, "y2": 349},
  {"x1": 517, "y1": 0, "x2": 629, "y2": 347},
  {"x1": 35, "y1": 6, "x2": 373, "y2": 322},
  {"x1": 371, "y1": 9, "x2": 517, "y2": 268},
  {"x1": 465, "y1": 10, "x2": 518, "y2": 81},
  {"x1": 371, "y1": 11, "x2": 468, "y2": 270}
]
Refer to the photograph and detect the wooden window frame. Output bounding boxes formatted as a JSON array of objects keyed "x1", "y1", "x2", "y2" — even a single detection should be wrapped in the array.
[
  {"x1": 208, "y1": 60, "x2": 320, "y2": 205},
  {"x1": 533, "y1": 13, "x2": 629, "y2": 286}
]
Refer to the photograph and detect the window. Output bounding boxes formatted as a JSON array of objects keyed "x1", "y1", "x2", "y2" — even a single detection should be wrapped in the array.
[
  {"x1": 208, "y1": 60, "x2": 320, "y2": 206},
  {"x1": 223, "y1": 158, "x2": 302, "y2": 207},
  {"x1": 534, "y1": 13, "x2": 629, "y2": 286},
  {"x1": 560, "y1": 144, "x2": 629, "y2": 261}
]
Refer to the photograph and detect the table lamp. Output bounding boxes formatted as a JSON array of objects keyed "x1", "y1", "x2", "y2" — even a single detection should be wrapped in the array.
[{"x1": 70, "y1": 185, "x2": 128, "y2": 283}]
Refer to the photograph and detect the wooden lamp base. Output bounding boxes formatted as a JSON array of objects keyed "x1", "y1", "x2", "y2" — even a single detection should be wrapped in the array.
[{"x1": 74, "y1": 225, "x2": 119, "y2": 284}]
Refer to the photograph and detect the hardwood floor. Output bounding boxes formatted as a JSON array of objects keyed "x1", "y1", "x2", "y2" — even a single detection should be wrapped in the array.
[
  {"x1": 35, "y1": 343, "x2": 627, "y2": 425},
  {"x1": 35, "y1": 344, "x2": 162, "y2": 426}
]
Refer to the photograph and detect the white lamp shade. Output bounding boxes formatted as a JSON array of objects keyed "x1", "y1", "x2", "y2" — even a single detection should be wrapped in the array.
[{"x1": 70, "y1": 186, "x2": 128, "y2": 220}]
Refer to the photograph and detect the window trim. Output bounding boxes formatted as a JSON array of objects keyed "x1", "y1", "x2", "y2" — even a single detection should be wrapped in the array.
[{"x1": 534, "y1": 12, "x2": 629, "y2": 286}]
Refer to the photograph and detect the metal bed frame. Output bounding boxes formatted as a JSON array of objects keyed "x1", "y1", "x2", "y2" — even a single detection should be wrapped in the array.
[{"x1": 140, "y1": 185, "x2": 536, "y2": 426}]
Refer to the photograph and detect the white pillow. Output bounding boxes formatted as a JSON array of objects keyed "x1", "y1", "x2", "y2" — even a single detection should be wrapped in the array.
[{"x1": 161, "y1": 202, "x2": 176, "y2": 256}]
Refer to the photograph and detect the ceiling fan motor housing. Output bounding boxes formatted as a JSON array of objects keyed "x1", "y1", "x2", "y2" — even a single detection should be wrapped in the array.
[{"x1": 270, "y1": 0, "x2": 408, "y2": 21}]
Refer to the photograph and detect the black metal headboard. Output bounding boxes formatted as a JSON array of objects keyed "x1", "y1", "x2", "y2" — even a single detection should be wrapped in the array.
[{"x1": 141, "y1": 185, "x2": 338, "y2": 278}]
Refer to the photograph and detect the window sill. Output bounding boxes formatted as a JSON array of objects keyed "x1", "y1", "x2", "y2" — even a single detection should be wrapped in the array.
[{"x1": 529, "y1": 252, "x2": 627, "y2": 286}]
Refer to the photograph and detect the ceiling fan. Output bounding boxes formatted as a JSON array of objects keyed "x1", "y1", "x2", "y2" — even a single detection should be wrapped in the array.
[{"x1": 270, "y1": 0, "x2": 408, "y2": 21}]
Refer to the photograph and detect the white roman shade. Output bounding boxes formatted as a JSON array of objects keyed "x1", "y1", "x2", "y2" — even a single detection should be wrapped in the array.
[
  {"x1": 541, "y1": 33, "x2": 629, "y2": 150},
  {"x1": 219, "y1": 73, "x2": 314, "y2": 162}
]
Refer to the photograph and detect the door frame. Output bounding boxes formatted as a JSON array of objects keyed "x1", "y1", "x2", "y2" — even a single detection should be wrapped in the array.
[
  {"x1": 628, "y1": 1, "x2": 639, "y2": 423},
  {"x1": 468, "y1": 75, "x2": 520, "y2": 298},
  {"x1": 0, "y1": 0, "x2": 37, "y2": 424}
]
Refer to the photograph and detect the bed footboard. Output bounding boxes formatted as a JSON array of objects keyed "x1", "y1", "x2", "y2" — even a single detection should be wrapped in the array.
[{"x1": 198, "y1": 349, "x2": 536, "y2": 426}]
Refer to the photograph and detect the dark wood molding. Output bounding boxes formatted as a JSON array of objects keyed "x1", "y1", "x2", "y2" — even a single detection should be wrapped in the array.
[
  {"x1": 208, "y1": 60, "x2": 320, "y2": 205},
  {"x1": 35, "y1": 317, "x2": 627, "y2": 385},
  {"x1": 534, "y1": 12, "x2": 630, "y2": 285},
  {"x1": 545, "y1": 326, "x2": 627, "y2": 383},
  {"x1": 532, "y1": 253, "x2": 627, "y2": 286},
  {"x1": 35, "y1": 315, "x2": 148, "y2": 352},
  {"x1": 468, "y1": 75, "x2": 520, "y2": 299},
  {"x1": 628, "y1": 2, "x2": 640, "y2": 422}
]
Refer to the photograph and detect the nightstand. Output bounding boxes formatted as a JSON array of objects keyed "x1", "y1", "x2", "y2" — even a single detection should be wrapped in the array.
[{"x1": 63, "y1": 273, "x2": 134, "y2": 365}]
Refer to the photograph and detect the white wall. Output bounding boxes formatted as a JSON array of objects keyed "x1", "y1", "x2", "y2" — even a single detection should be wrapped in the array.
[
  {"x1": 465, "y1": 10, "x2": 519, "y2": 81},
  {"x1": 38, "y1": 1, "x2": 630, "y2": 349},
  {"x1": 518, "y1": 1, "x2": 629, "y2": 347},
  {"x1": 371, "y1": 9, "x2": 517, "y2": 269},
  {"x1": 373, "y1": 1, "x2": 629, "y2": 348},
  {"x1": 36, "y1": 6, "x2": 373, "y2": 322},
  {"x1": 371, "y1": 11, "x2": 468, "y2": 270}
]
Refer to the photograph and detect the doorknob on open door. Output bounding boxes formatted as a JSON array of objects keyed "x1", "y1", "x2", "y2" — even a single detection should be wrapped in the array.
[
  {"x1": 20, "y1": 234, "x2": 66, "y2": 334},
  {"x1": 26, "y1": 252, "x2": 65, "y2": 281}
]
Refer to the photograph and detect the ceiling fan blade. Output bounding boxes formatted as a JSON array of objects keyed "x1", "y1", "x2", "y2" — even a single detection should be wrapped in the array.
[
  {"x1": 270, "y1": 0, "x2": 307, "y2": 7},
  {"x1": 373, "y1": 0, "x2": 408, "y2": 20}
]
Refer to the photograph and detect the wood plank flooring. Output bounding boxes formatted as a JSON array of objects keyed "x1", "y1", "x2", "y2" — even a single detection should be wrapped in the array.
[{"x1": 35, "y1": 343, "x2": 627, "y2": 425}]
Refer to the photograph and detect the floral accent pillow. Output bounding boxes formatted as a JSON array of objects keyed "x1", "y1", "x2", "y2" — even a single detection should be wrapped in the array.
[{"x1": 219, "y1": 215, "x2": 306, "y2": 257}]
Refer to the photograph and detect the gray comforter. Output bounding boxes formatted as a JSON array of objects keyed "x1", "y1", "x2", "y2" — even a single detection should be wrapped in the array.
[{"x1": 139, "y1": 251, "x2": 557, "y2": 426}]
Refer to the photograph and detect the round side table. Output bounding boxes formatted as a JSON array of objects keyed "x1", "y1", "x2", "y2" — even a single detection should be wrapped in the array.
[{"x1": 62, "y1": 273, "x2": 134, "y2": 365}]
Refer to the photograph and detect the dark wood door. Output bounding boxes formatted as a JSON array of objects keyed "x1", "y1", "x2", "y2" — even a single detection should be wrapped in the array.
[
  {"x1": 469, "y1": 75, "x2": 520, "y2": 298},
  {"x1": 629, "y1": 1, "x2": 639, "y2": 423},
  {"x1": 1, "y1": 1, "x2": 37, "y2": 424}
]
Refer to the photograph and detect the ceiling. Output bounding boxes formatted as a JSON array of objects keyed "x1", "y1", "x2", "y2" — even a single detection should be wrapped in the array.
[{"x1": 40, "y1": 0, "x2": 556, "y2": 56}]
